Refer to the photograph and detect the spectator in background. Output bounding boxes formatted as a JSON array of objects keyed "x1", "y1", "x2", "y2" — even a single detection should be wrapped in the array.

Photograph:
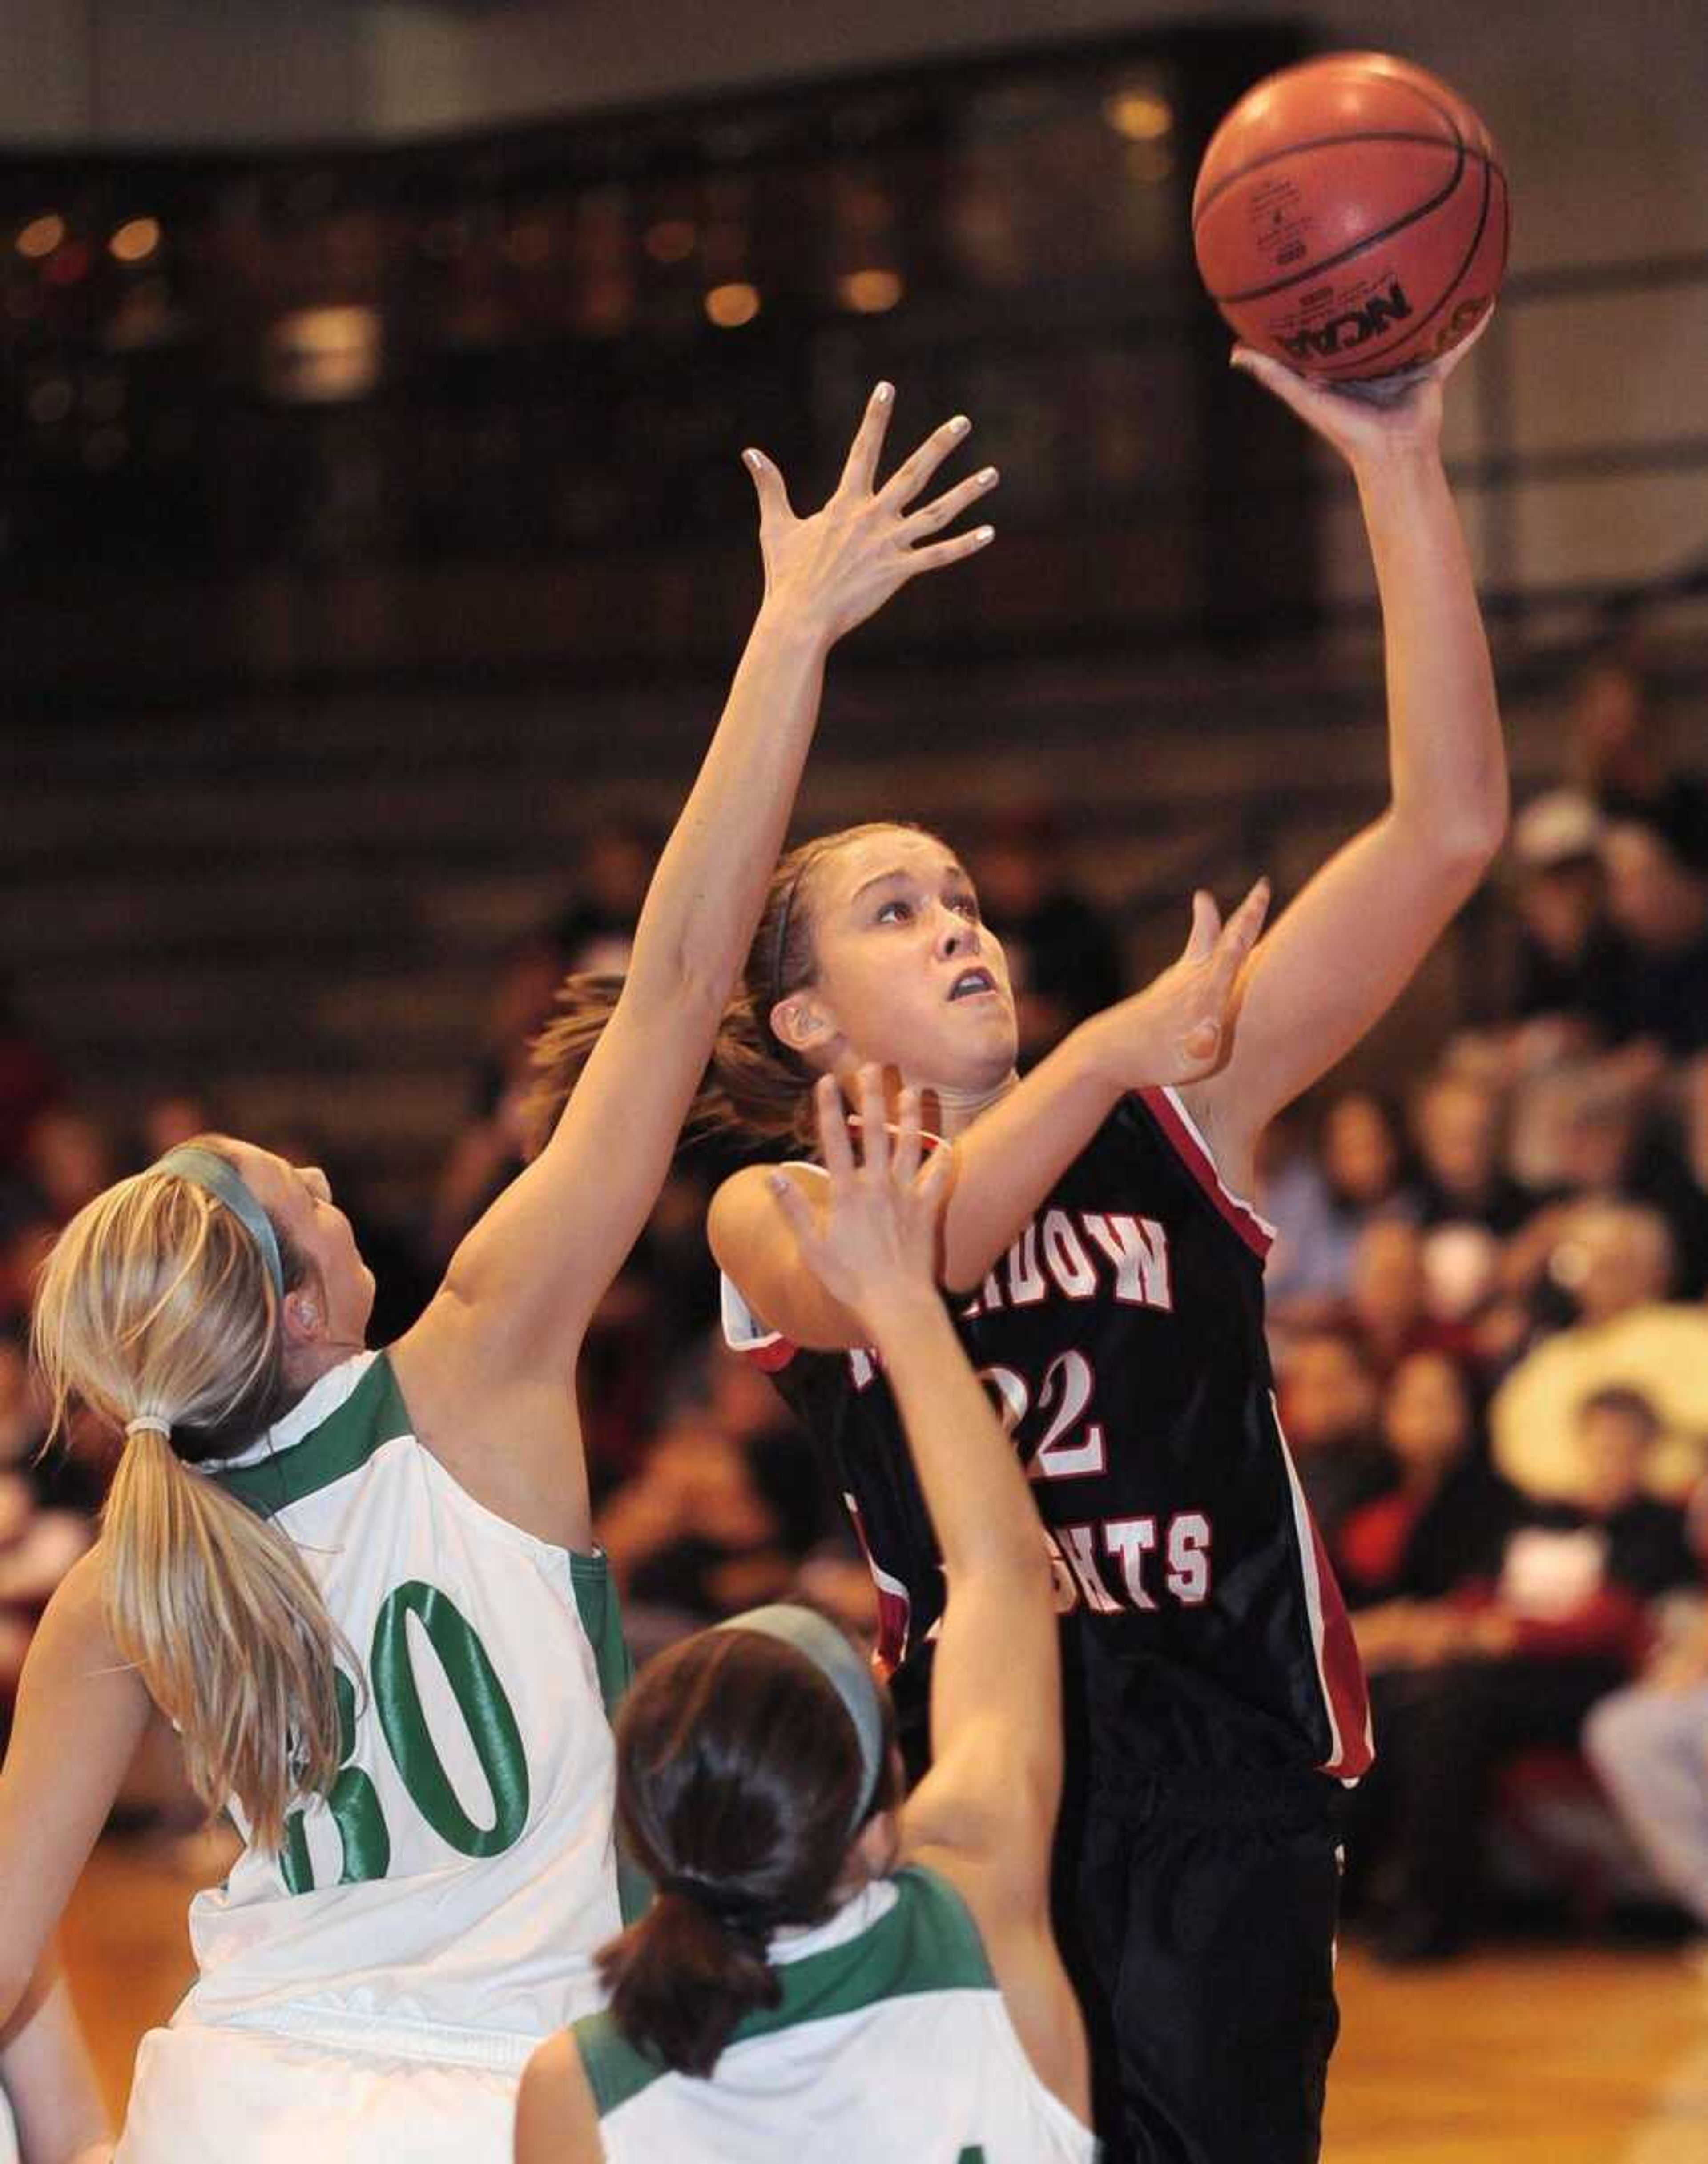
[
  {"x1": 1541, "y1": 1059, "x2": 1708, "y2": 1299},
  {"x1": 1599, "y1": 816, "x2": 1708, "y2": 1057},
  {"x1": 968, "y1": 804, "x2": 1124, "y2": 1066},
  {"x1": 137, "y1": 1091, "x2": 219, "y2": 1163},
  {"x1": 1568, "y1": 655, "x2": 1708, "y2": 871},
  {"x1": 431, "y1": 820, "x2": 668, "y2": 1267},
  {"x1": 1262, "y1": 1088, "x2": 1416, "y2": 1326},
  {"x1": 428, "y1": 940, "x2": 572, "y2": 1265},
  {"x1": 1275, "y1": 1327, "x2": 1390, "y2": 1545},
  {"x1": 1338, "y1": 1350, "x2": 1514, "y2": 1617},
  {"x1": 1503, "y1": 789, "x2": 1626, "y2": 1054},
  {"x1": 0, "y1": 1112, "x2": 118, "y2": 1340},
  {"x1": 550, "y1": 818, "x2": 657, "y2": 978},
  {"x1": 595, "y1": 1339, "x2": 827, "y2": 1660},
  {"x1": 1583, "y1": 1476, "x2": 1708, "y2": 1974},
  {"x1": 1348, "y1": 1382, "x2": 1696, "y2": 1962},
  {"x1": 1337, "y1": 1219, "x2": 1476, "y2": 1383},
  {"x1": 1410, "y1": 1068, "x2": 1535, "y2": 1239},
  {"x1": 19, "y1": 1113, "x2": 113, "y2": 1231},
  {"x1": 1492, "y1": 1201, "x2": 1708, "y2": 1504}
]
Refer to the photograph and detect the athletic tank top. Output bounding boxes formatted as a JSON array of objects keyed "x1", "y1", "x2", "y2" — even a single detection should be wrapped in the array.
[
  {"x1": 185, "y1": 1350, "x2": 634, "y2": 2039},
  {"x1": 571, "y1": 1867, "x2": 1098, "y2": 2163},
  {"x1": 724, "y1": 1089, "x2": 1371, "y2": 1787}
]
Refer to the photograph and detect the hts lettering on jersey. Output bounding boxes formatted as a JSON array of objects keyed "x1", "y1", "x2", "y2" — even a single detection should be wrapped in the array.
[{"x1": 1049, "y1": 1512, "x2": 1213, "y2": 1616}]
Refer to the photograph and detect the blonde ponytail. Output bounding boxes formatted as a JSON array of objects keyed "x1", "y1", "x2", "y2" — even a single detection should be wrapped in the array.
[
  {"x1": 101, "y1": 1427, "x2": 342, "y2": 1848},
  {"x1": 32, "y1": 1148, "x2": 347, "y2": 1850}
]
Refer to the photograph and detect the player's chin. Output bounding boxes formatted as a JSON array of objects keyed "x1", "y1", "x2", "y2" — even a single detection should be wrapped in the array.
[{"x1": 947, "y1": 998, "x2": 1019, "y2": 1073}]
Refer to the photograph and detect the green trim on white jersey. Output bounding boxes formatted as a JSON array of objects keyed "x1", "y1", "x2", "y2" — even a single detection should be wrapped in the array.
[
  {"x1": 213, "y1": 1352, "x2": 409, "y2": 1518},
  {"x1": 576, "y1": 1867, "x2": 995, "y2": 2116}
]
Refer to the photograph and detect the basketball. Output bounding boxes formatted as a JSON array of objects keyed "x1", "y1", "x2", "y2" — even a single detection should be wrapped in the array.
[{"x1": 1192, "y1": 51, "x2": 1509, "y2": 382}]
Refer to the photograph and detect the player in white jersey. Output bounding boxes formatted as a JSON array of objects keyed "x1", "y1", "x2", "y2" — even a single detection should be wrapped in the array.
[
  {"x1": 516, "y1": 1070, "x2": 1100, "y2": 2164},
  {"x1": 0, "y1": 386, "x2": 999, "y2": 2163}
]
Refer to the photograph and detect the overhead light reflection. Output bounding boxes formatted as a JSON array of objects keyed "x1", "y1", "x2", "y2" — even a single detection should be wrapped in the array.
[
  {"x1": 705, "y1": 282, "x2": 761, "y2": 328},
  {"x1": 110, "y1": 217, "x2": 161, "y2": 264},
  {"x1": 1104, "y1": 88, "x2": 1174, "y2": 141},
  {"x1": 838, "y1": 267, "x2": 904, "y2": 315},
  {"x1": 17, "y1": 213, "x2": 65, "y2": 259}
]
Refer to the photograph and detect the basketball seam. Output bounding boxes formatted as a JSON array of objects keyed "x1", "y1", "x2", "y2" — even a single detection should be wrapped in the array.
[
  {"x1": 1192, "y1": 66, "x2": 1472, "y2": 226},
  {"x1": 1205, "y1": 143, "x2": 1500, "y2": 306},
  {"x1": 1308, "y1": 153, "x2": 1502, "y2": 379},
  {"x1": 1192, "y1": 131, "x2": 1488, "y2": 237}
]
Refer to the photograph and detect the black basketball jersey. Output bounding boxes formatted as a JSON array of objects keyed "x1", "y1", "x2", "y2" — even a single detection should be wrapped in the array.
[{"x1": 724, "y1": 1087, "x2": 1372, "y2": 1786}]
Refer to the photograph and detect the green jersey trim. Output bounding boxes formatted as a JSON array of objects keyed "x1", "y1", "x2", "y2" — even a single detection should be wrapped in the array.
[
  {"x1": 575, "y1": 1866, "x2": 996, "y2": 2119},
  {"x1": 570, "y1": 1557, "x2": 648, "y2": 1923},
  {"x1": 212, "y1": 1353, "x2": 410, "y2": 1520}
]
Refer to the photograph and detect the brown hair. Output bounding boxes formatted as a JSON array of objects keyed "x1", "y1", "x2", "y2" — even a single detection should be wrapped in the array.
[
  {"x1": 31, "y1": 1139, "x2": 349, "y2": 1850},
  {"x1": 596, "y1": 1624, "x2": 900, "y2": 2079},
  {"x1": 521, "y1": 823, "x2": 924, "y2": 1158}
]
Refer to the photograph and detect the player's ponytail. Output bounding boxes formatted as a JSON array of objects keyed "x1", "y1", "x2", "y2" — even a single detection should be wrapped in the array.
[
  {"x1": 31, "y1": 1148, "x2": 349, "y2": 1851},
  {"x1": 596, "y1": 1625, "x2": 899, "y2": 2079},
  {"x1": 523, "y1": 823, "x2": 923, "y2": 1157}
]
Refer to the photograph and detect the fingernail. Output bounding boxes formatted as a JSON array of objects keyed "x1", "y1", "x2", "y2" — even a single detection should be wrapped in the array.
[
  {"x1": 742, "y1": 448, "x2": 764, "y2": 470},
  {"x1": 977, "y1": 466, "x2": 998, "y2": 487},
  {"x1": 874, "y1": 382, "x2": 894, "y2": 405},
  {"x1": 972, "y1": 524, "x2": 994, "y2": 545},
  {"x1": 949, "y1": 415, "x2": 971, "y2": 436},
  {"x1": 766, "y1": 1171, "x2": 788, "y2": 1195}
]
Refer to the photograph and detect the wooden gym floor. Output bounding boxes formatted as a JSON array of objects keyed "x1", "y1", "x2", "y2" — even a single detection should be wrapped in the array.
[{"x1": 63, "y1": 1836, "x2": 1708, "y2": 2161}]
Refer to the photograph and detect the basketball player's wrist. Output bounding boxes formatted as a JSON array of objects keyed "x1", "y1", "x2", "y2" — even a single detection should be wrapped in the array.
[
  {"x1": 1069, "y1": 1009, "x2": 1162, "y2": 1101},
  {"x1": 861, "y1": 1286, "x2": 955, "y2": 1366},
  {"x1": 1348, "y1": 434, "x2": 1445, "y2": 498},
  {"x1": 751, "y1": 591, "x2": 838, "y2": 661}
]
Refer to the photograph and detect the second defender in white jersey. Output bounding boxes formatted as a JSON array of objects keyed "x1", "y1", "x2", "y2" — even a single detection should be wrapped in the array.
[
  {"x1": 517, "y1": 1073, "x2": 1110, "y2": 2163},
  {"x1": 574, "y1": 1868, "x2": 1092, "y2": 2164},
  {"x1": 3, "y1": 387, "x2": 999, "y2": 2161}
]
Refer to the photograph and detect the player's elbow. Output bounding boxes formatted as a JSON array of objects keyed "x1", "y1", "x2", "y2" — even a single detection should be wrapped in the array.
[
  {"x1": 1442, "y1": 803, "x2": 1508, "y2": 892},
  {"x1": 1399, "y1": 790, "x2": 1507, "y2": 895},
  {"x1": 1451, "y1": 773, "x2": 1510, "y2": 869}
]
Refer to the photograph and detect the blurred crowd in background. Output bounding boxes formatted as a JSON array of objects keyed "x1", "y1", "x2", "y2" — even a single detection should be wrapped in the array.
[{"x1": 2, "y1": 651, "x2": 1705, "y2": 1964}]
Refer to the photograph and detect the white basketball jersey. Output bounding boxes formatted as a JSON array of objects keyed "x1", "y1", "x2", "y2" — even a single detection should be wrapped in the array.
[
  {"x1": 184, "y1": 1351, "x2": 631, "y2": 2043},
  {"x1": 572, "y1": 1868, "x2": 1099, "y2": 2163}
]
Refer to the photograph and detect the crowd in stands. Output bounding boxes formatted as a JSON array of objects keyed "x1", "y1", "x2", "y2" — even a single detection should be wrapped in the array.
[{"x1": 2, "y1": 655, "x2": 1705, "y2": 1963}]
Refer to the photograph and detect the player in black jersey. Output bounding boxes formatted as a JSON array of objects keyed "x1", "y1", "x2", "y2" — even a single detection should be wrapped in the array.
[{"x1": 530, "y1": 334, "x2": 1507, "y2": 2164}]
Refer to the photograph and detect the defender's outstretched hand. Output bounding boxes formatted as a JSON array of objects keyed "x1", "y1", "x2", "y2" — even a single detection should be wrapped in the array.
[
  {"x1": 745, "y1": 384, "x2": 998, "y2": 646},
  {"x1": 769, "y1": 1069, "x2": 953, "y2": 1326},
  {"x1": 1080, "y1": 875, "x2": 1270, "y2": 1091},
  {"x1": 1230, "y1": 307, "x2": 1493, "y2": 467}
]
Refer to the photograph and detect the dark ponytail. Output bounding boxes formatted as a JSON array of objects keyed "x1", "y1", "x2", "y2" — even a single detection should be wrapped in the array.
[
  {"x1": 520, "y1": 824, "x2": 920, "y2": 1159},
  {"x1": 596, "y1": 1626, "x2": 900, "y2": 2079}
]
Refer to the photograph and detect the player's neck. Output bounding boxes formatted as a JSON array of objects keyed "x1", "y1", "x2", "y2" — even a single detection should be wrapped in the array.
[{"x1": 922, "y1": 1070, "x2": 1019, "y2": 1139}]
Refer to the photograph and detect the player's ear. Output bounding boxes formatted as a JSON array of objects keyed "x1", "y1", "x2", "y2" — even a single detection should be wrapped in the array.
[{"x1": 771, "y1": 995, "x2": 836, "y2": 1056}]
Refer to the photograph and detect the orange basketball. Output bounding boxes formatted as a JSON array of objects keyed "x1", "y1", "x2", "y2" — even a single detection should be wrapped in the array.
[{"x1": 1192, "y1": 51, "x2": 1509, "y2": 382}]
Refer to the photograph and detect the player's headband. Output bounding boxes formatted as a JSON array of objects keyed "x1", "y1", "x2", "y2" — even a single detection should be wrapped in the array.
[
  {"x1": 152, "y1": 1145, "x2": 286, "y2": 1299},
  {"x1": 714, "y1": 1602, "x2": 885, "y2": 1832},
  {"x1": 766, "y1": 847, "x2": 822, "y2": 1018}
]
